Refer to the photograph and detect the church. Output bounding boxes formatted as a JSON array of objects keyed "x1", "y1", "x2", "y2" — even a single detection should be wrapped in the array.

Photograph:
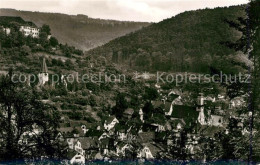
[{"x1": 38, "y1": 58, "x2": 49, "y2": 86}]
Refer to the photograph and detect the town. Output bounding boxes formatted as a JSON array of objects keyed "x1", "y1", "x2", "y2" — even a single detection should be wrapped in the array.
[{"x1": 0, "y1": 2, "x2": 259, "y2": 163}]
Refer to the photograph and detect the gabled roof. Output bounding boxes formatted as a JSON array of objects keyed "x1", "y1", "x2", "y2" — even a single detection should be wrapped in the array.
[
  {"x1": 144, "y1": 143, "x2": 161, "y2": 157},
  {"x1": 123, "y1": 108, "x2": 134, "y2": 115},
  {"x1": 105, "y1": 116, "x2": 117, "y2": 124},
  {"x1": 41, "y1": 58, "x2": 48, "y2": 73},
  {"x1": 138, "y1": 132, "x2": 155, "y2": 143}
]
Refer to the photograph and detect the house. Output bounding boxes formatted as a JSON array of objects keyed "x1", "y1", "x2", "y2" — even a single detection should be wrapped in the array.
[
  {"x1": 58, "y1": 126, "x2": 85, "y2": 138},
  {"x1": 123, "y1": 108, "x2": 134, "y2": 119},
  {"x1": 137, "y1": 143, "x2": 161, "y2": 159},
  {"x1": 66, "y1": 138, "x2": 76, "y2": 150},
  {"x1": 98, "y1": 132, "x2": 110, "y2": 141},
  {"x1": 207, "y1": 107, "x2": 224, "y2": 127},
  {"x1": 116, "y1": 142, "x2": 131, "y2": 156},
  {"x1": 99, "y1": 138, "x2": 110, "y2": 155},
  {"x1": 80, "y1": 137, "x2": 99, "y2": 159},
  {"x1": 116, "y1": 128, "x2": 128, "y2": 141},
  {"x1": 74, "y1": 140, "x2": 85, "y2": 156},
  {"x1": 164, "y1": 101, "x2": 173, "y2": 116},
  {"x1": 19, "y1": 25, "x2": 40, "y2": 38},
  {"x1": 229, "y1": 96, "x2": 245, "y2": 109},
  {"x1": 104, "y1": 116, "x2": 119, "y2": 131},
  {"x1": 70, "y1": 153, "x2": 85, "y2": 164},
  {"x1": 170, "y1": 119, "x2": 186, "y2": 131}
]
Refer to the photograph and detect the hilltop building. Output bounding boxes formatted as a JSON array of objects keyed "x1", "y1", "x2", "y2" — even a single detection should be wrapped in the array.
[
  {"x1": 19, "y1": 26, "x2": 40, "y2": 38},
  {"x1": 0, "y1": 16, "x2": 40, "y2": 38}
]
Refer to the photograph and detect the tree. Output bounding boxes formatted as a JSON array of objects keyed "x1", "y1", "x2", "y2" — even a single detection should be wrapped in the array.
[
  {"x1": 0, "y1": 70, "x2": 65, "y2": 163},
  {"x1": 41, "y1": 24, "x2": 51, "y2": 35},
  {"x1": 49, "y1": 37, "x2": 58, "y2": 47},
  {"x1": 223, "y1": 1, "x2": 260, "y2": 162},
  {"x1": 112, "y1": 93, "x2": 128, "y2": 118},
  {"x1": 143, "y1": 87, "x2": 159, "y2": 101}
]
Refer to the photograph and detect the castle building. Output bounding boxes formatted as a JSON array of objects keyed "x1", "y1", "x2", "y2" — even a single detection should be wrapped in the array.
[
  {"x1": 19, "y1": 26, "x2": 40, "y2": 38},
  {"x1": 38, "y1": 58, "x2": 49, "y2": 86}
]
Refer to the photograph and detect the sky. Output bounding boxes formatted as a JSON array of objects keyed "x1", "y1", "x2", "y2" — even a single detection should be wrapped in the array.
[{"x1": 0, "y1": 0, "x2": 249, "y2": 22}]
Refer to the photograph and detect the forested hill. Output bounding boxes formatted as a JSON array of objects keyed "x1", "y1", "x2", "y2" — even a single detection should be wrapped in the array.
[
  {"x1": 87, "y1": 5, "x2": 251, "y2": 74},
  {"x1": 0, "y1": 8, "x2": 150, "y2": 51}
]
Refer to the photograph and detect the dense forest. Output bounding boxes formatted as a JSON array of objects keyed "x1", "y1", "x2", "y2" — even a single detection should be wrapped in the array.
[{"x1": 88, "y1": 5, "x2": 250, "y2": 74}]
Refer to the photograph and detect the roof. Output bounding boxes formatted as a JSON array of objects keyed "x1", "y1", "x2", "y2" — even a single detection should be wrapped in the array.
[
  {"x1": 199, "y1": 125, "x2": 225, "y2": 137},
  {"x1": 171, "y1": 105, "x2": 199, "y2": 125},
  {"x1": 41, "y1": 58, "x2": 48, "y2": 73},
  {"x1": 170, "y1": 118, "x2": 186, "y2": 128},
  {"x1": 151, "y1": 100, "x2": 164, "y2": 109},
  {"x1": 138, "y1": 132, "x2": 155, "y2": 143},
  {"x1": 94, "y1": 152, "x2": 103, "y2": 160},
  {"x1": 58, "y1": 126, "x2": 85, "y2": 137},
  {"x1": 115, "y1": 124, "x2": 130, "y2": 133},
  {"x1": 105, "y1": 116, "x2": 117, "y2": 124},
  {"x1": 144, "y1": 143, "x2": 161, "y2": 157},
  {"x1": 117, "y1": 141, "x2": 128, "y2": 149},
  {"x1": 123, "y1": 108, "x2": 134, "y2": 115},
  {"x1": 58, "y1": 127, "x2": 74, "y2": 133},
  {"x1": 78, "y1": 137, "x2": 98, "y2": 150},
  {"x1": 164, "y1": 101, "x2": 172, "y2": 113}
]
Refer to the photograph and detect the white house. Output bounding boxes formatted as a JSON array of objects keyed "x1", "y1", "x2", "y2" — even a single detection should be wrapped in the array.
[
  {"x1": 98, "y1": 132, "x2": 110, "y2": 141},
  {"x1": 3, "y1": 27, "x2": 11, "y2": 35},
  {"x1": 74, "y1": 140, "x2": 85, "y2": 156},
  {"x1": 70, "y1": 153, "x2": 85, "y2": 164},
  {"x1": 104, "y1": 116, "x2": 119, "y2": 131},
  {"x1": 137, "y1": 144, "x2": 161, "y2": 159},
  {"x1": 19, "y1": 26, "x2": 40, "y2": 38},
  {"x1": 208, "y1": 115, "x2": 224, "y2": 127}
]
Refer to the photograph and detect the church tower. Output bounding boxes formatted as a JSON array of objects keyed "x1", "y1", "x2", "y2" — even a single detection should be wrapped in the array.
[
  {"x1": 197, "y1": 93, "x2": 206, "y2": 125},
  {"x1": 38, "y1": 57, "x2": 49, "y2": 86}
]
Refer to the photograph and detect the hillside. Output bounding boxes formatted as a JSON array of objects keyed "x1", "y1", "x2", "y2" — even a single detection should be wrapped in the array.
[
  {"x1": 0, "y1": 8, "x2": 150, "y2": 51},
  {"x1": 87, "y1": 5, "x2": 250, "y2": 74}
]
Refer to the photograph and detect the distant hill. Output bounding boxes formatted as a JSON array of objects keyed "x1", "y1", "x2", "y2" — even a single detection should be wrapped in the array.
[
  {"x1": 87, "y1": 5, "x2": 250, "y2": 74},
  {"x1": 0, "y1": 8, "x2": 150, "y2": 51}
]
